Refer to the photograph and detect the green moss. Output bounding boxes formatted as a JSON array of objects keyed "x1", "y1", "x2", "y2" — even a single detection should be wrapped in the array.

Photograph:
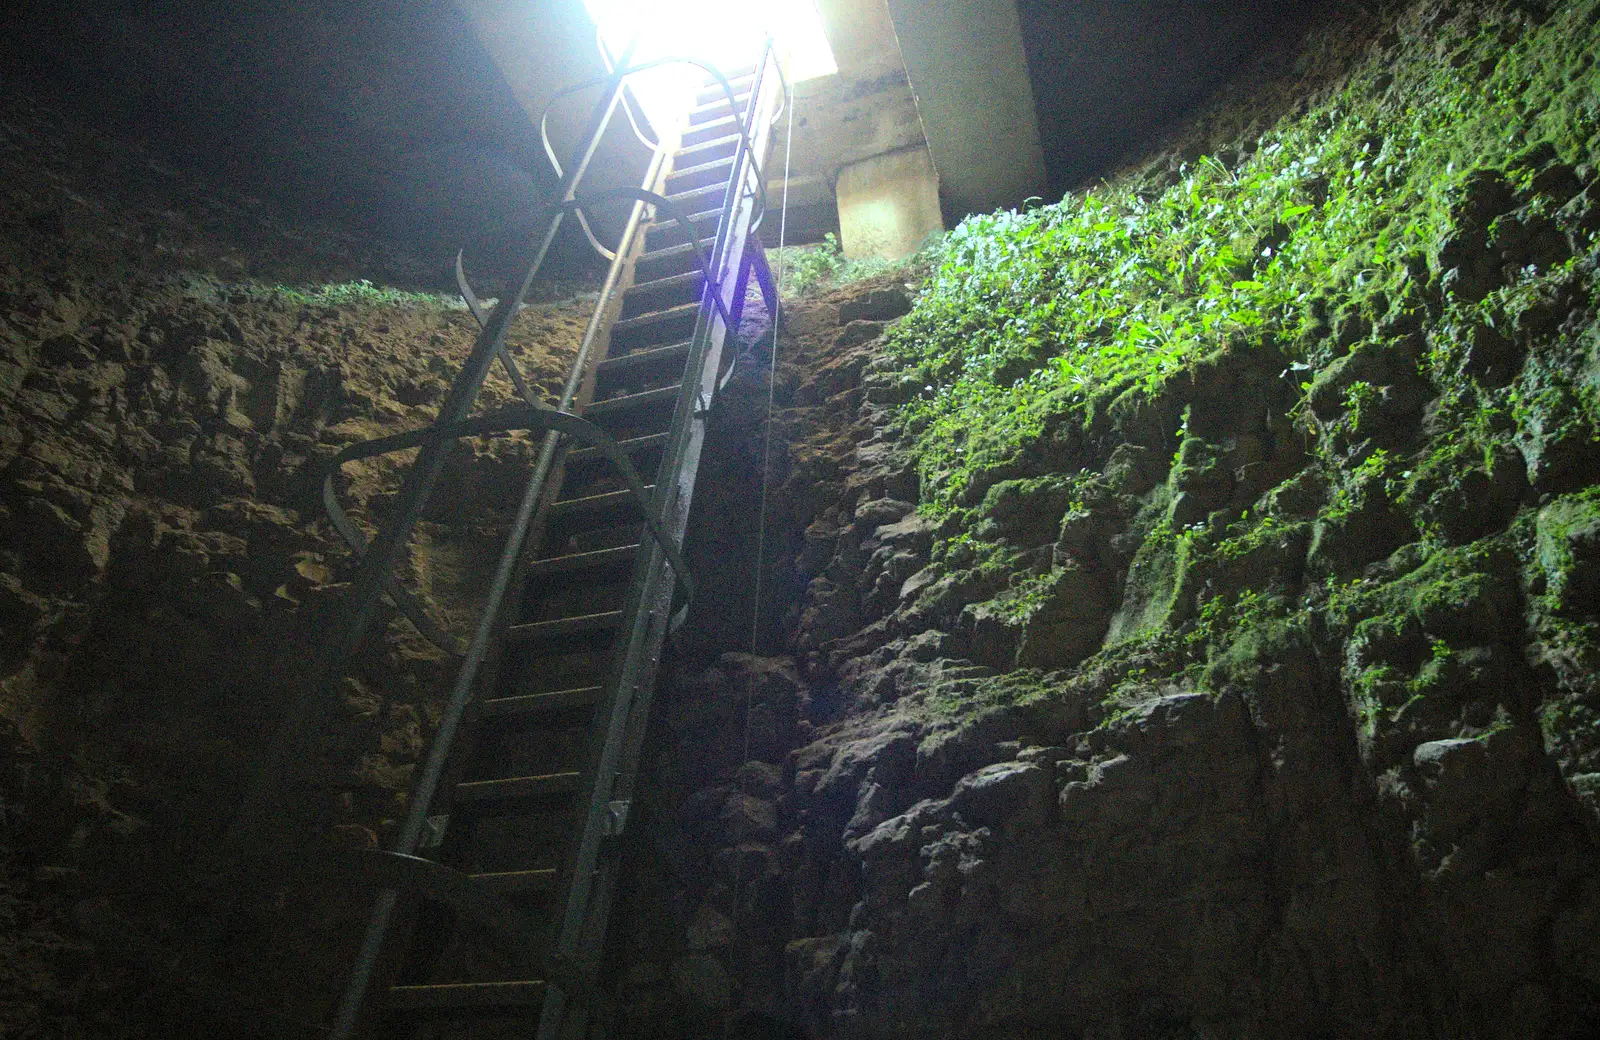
[
  {"x1": 885, "y1": 0, "x2": 1600, "y2": 517},
  {"x1": 1322, "y1": 448, "x2": 1396, "y2": 524},
  {"x1": 922, "y1": 668, "x2": 1060, "y2": 722},
  {"x1": 1104, "y1": 516, "x2": 1188, "y2": 643},
  {"x1": 1535, "y1": 486, "x2": 1600, "y2": 612},
  {"x1": 870, "y1": 1, "x2": 1600, "y2": 740},
  {"x1": 1203, "y1": 611, "x2": 1315, "y2": 691},
  {"x1": 244, "y1": 279, "x2": 464, "y2": 311},
  {"x1": 1213, "y1": 513, "x2": 1310, "y2": 562}
]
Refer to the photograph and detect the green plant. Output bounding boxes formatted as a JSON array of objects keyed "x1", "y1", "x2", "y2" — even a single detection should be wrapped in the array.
[
  {"x1": 773, "y1": 233, "x2": 913, "y2": 296},
  {"x1": 881, "y1": 0, "x2": 1600, "y2": 522},
  {"x1": 247, "y1": 279, "x2": 463, "y2": 310}
]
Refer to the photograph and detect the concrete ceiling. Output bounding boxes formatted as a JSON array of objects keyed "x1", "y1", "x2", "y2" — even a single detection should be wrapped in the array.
[
  {"x1": 457, "y1": 0, "x2": 1052, "y2": 242},
  {"x1": 2, "y1": 0, "x2": 1326, "y2": 278},
  {"x1": 453, "y1": 0, "x2": 653, "y2": 241}
]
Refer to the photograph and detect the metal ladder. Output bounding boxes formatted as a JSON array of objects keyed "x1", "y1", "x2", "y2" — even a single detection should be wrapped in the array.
[{"x1": 211, "y1": 39, "x2": 785, "y2": 1040}]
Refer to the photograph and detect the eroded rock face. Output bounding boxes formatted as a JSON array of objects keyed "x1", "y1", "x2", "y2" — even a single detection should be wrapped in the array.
[
  {"x1": 14, "y1": 1, "x2": 1600, "y2": 1036},
  {"x1": 0, "y1": 92, "x2": 587, "y2": 1035},
  {"x1": 613, "y1": 64, "x2": 1600, "y2": 1035}
]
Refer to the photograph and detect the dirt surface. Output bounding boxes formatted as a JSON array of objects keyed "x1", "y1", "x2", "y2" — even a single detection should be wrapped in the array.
[{"x1": 0, "y1": 90, "x2": 590, "y2": 1035}]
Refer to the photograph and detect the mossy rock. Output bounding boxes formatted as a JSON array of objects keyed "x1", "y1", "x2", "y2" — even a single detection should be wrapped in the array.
[
  {"x1": 1514, "y1": 350, "x2": 1600, "y2": 494},
  {"x1": 1400, "y1": 440, "x2": 1528, "y2": 546},
  {"x1": 1165, "y1": 437, "x2": 1234, "y2": 530},
  {"x1": 975, "y1": 474, "x2": 1081, "y2": 549},
  {"x1": 1205, "y1": 517, "x2": 1315, "y2": 604},
  {"x1": 1016, "y1": 562, "x2": 1115, "y2": 670},
  {"x1": 1536, "y1": 488, "x2": 1600, "y2": 613},
  {"x1": 1105, "y1": 514, "x2": 1203, "y2": 644},
  {"x1": 1307, "y1": 498, "x2": 1416, "y2": 580}
]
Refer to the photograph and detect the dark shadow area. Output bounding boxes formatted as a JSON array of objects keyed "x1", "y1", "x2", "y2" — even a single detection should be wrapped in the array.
[
  {"x1": 1017, "y1": 0, "x2": 1334, "y2": 194},
  {"x1": 0, "y1": 0, "x2": 609, "y2": 287}
]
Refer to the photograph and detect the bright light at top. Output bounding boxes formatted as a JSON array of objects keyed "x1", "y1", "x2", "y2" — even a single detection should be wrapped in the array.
[{"x1": 582, "y1": 0, "x2": 837, "y2": 132}]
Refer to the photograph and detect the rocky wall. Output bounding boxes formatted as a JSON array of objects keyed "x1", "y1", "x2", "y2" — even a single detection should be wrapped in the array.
[
  {"x1": 0, "y1": 92, "x2": 588, "y2": 1035},
  {"x1": 5, "y1": 1, "x2": 1600, "y2": 1036},
  {"x1": 605, "y1": 2, "x2": 1600, "y2": 1038}
]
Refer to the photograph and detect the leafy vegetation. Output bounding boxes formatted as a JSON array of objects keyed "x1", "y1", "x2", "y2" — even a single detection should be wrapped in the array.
[
  {"x1": 775, "y1": 233, "x2": 922, "y2": 297},
  {"x1": 246, "y1": 279, "x2": 464, "y2": 311},
  {"x1": 885, "y1": 0, "x2": 1600, "y2": 518},
  {"x1": 861, "y1": 0, "x2": 1600, "y2": 770}
]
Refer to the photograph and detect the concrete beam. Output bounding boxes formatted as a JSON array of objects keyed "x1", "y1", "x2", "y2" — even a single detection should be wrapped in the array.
[
  {"x1": 453, "y1": 0, "x2": 650, "y2": 230},
  {"x1": 836, "y1": 143, "x2": 941, "y2": 259},
  {"x1": 884, "y1": 0, "x2": 1047, "y2": 217}
]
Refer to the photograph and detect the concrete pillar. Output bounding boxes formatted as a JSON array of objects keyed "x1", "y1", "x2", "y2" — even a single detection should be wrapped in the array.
[
  {"x1": 884, "y1": 0, "x2": 1047, "y2": 216},
  {"x1": 835, "y1": 144, "x2": 942, "y2": 261}
]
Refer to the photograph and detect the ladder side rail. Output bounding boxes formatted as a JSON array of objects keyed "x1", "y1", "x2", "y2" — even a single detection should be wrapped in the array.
[
  {"x1": 658, "y1": 45, "x2": 776, "y2": 493},
  {"x1": 327, "y1": 47, "x2": 759, "y2": 1036},
  {"x1": 536, "y1": 41, "x2": 784, "y2": 1040},
  {"x1": 325, "y1": 144, "x2": 675, "y2": 1040},
  {"x1": 590, "y1": 39, "x2": 786, "y2": 955},
  {"x1": 222, "y1": 54, "x2": 640, "y2": 865}
]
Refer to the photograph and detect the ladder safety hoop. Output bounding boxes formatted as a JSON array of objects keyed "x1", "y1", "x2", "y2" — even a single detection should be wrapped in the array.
[
  {"x1": 456, "y1": 189, "x2": 740, "y2": 337},
  {"x1": 321, "y1": 405, "x2": 696, "y2": 624},
  {"x1": 540, "y1": 55, "x2": 772, "y2": 236}
]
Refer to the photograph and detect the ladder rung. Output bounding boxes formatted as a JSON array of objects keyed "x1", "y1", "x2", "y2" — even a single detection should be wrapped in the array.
[
  {"x1": 675, "y1": 133, "x2": 742, "y2": 166},
  {"x1": 684, "y1": 115, "x2": 738, "y2": 140},
  {"x1": 611, "y1": 296, "x2": 700, "y2": 328},
  {"x1": 468, "y1": 868, "x2": 558, "y2": 895},
  {"x1": 672, "y1": 154, "x2": 737, "y2": 177},
  {"x1": 507, "y1": 611, "x2": 623, "y2": 644},
  {"x1": 708, "y1": 64, "x2": 757, "y2": 85},
  {"x1": 585, "y1": 385, "x2": 680, "y2": 418},
  {"x1": 627, "y1": 270, "x2": 703, "y2": 301},
  {"x1": 667, "y1": 156, "x2": 737, "y2": 193},
  {"x1": 636, "y1": 240, "x2": 713, "y2": 278},
  {"x1": 550, "y1": 486, "x2": 649, "y2": 517},
  {"x1": 611, "y1": 302, "x2": 701, "y2": 343},
  {"x1": 689, "y1": 93, "x2": 751, "y2": 125},
  {"x1": 650, "y1": 210, "x2": 722, "y2": 239},
  {"x1": 653, "y1": 209, "x2": 721, "y2": 235},
  {"x1": 454, "y1": 772, "x2": 582, "y2": 805},
  {"x1": 620, "y1": 273, "x2": 704, "y2": 321},
  {"x1": 691, "y1": 87, "x2": 749, "y2": 108},
  {"x1": 566, "y1": 432, "x2": 670, "y2": 467},
  {"x1": 666, "y1": 182, "x2": 727, "y2": 213},
  {"x1": 597, "y1": 342, "x2": 692, "y2": 378},
  {"x1": 640, "y1": 240, "x2": 709, "y2": 264},
  {"x1": 692, "y1": 85, "x2": 750, "y2": 108},
  {"x1": 526, "y1": 545, "x2": 637, "y2": 579},
  {"x1": 695, "y1": 75, "x2": 755, "y2": 107},
  {"x1": 612, "y1": 300, "x2": 701, "y2": 331},
  {"x1": 387, "y1": 980, "x2": 546, "y2": 1011},
  {"x1": 479, "y1": 686, "x2": 605, "y2": 719}
]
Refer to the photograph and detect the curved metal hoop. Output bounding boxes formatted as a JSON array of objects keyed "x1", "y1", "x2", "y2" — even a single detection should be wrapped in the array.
[
  {"x1": 456, "y1": 188, "x2": 736, "y2": 331},
  {"x1": 321, "y1": 403, "x2": 696, "y2": 657},
  {"x1": 597, "y1": 27, "x2": 663, "y2": 154},
  {"x1": 538, "y1": 53, "x2": 778, "y2": 258},
  {"x1": 369, "y1": 49, "x2": 780, "y2": 653}
]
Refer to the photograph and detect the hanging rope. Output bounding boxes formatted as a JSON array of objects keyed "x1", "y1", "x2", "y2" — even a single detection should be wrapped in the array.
[
  {"x1": 747, "y1": 102, "x2": 794, "y2": 666},
  {"x1": 722, "y1": 48, "x2": 796, "y2": 1040}
]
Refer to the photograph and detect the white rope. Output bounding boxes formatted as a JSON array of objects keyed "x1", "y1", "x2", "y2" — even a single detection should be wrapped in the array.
[
  {"x1": 723, "y1": 53, "x2": 795, "y2": 1040},
  {"x1": 743, "y1": 73, "x2": 793, "y2": 746}
]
